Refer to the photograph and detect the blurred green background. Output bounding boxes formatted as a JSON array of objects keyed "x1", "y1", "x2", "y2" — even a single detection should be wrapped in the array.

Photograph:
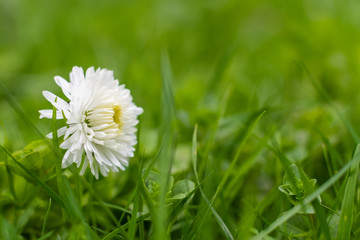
[
  {"x1": 2, "y1": 0, "x2": 360, "y2": 239},
  {"x1": 2, "y1": 0, "x2": 360, "y2": 152}
]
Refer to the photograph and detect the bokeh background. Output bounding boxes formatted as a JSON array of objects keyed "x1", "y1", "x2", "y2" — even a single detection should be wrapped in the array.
[
  {"x1": 2, "y1": 0, "x2": 360, "y2": 238},
  {"x1": 2, "y1": 0, "x2": 360, "y2": 151}
]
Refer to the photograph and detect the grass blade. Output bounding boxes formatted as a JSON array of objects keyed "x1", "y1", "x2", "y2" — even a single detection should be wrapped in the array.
[
  {"x1": 219, "y1": 110, "x2": 266, "y2": 190},
  {"x1": 37, "y1": 230, "x2": 54, "y2": 240},
  {"x1": 0, "y1": 144, "x2": 65, "y2": 207},
  {"x1": 3, "y1": 152, "x2": 16, "y2": 200},
  {"x1": 52, "y1": 104, "x2": 66, "y2": 220},
  {"x1": 0, "y1": 80, "x2": 44, "y2": 138},
  {"x1": 192, "y1": 125, "x2": 234, "y2": 240},
  {"x1": 208, "y1": 41, "x2": 239, "y2": 92},
  {"x1": 150, "y1": 51, "x2": 177, "y2": 239},
  {"x1": 252, "y1": 153, "x2": 354, "y2": 240},
  {"x1": 101, "y1": 213, "x2": 151, "y2": 240},
  {"x1": 298, "y1": 61, "x2": 360, "y2": 143},
  {"x1": 71, "y1": 169, "x2": 119, "y2": 226},
  {"x1": 336, "y1": 144, "x2": 360, "y2": 240},
  {"x1": 312, "y1": 199, "x2": 331, "y2": 240},
  {"x1": 42, "y1": 198, "x2": 52, "y2": 236},
  {"x1": 128, "y1": 160, "x2": 144, "y2": 240}
]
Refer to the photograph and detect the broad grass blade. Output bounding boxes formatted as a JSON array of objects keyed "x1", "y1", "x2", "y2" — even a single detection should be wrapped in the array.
[{"x1": 336, "y1": 144, "x2": 360, "y2": 240}]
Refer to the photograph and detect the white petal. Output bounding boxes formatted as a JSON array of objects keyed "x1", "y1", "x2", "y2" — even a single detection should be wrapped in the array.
[
  {"x1": 70, "y1": 66, "x2": 85, "y2": 84},
  {"x1": 80, "y1": 158, "x2": 89, "y2": 175},
  {"x1": 64, "y1": 124, "x2": 80, "y2": 140},
  {"x1": 84, "y1": 143, "x2": 95, "y2": 174},
  {"x1": 46, "y1": 127, "x2": 67, "y2": 139},
  {"x1": 73, "y1": 149, "x2": 83, "y2": 167},
  {"x1": 59, "y1": 136, "x2": 77, "y2": 149},
  {"x1": 54, "y1": 76, "x2": 71, "y2": 99},
  {"x1": 86, "y1": 67, "x2": 96, "y2": 79},
  {"x1": 42, "y1": 91, "x2": 70, "y2": 118},
  {"x1": 39, "y1": 109, "x2": 64, "y2": 119},
  {"x1": 94, "y1": 163, "x2": 99, "y2": 179},
  {"x1": 99, "y1": 165, "x2": 108, "y2": 177},
  {"x1": 62, "y1": 150, "x2": 74, "y2": 168}
]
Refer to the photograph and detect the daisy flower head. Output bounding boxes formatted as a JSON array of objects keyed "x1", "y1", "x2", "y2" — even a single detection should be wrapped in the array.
[{"x1": 40, "y1": 66, "x2": 143, "y2": 179}]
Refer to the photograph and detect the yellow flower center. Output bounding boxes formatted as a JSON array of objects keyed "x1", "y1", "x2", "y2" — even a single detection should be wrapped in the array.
[
  {"x1": 85, "y1": 105, "x2": 123, "y2": 134},
  {"x1": 113, "y1": 105, "x2": 122, "y2": 128}
]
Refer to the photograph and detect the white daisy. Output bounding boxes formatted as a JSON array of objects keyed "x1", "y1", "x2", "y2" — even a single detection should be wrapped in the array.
[{"x1": 39, "y1": 66, "x2": 143, "y2": 179}]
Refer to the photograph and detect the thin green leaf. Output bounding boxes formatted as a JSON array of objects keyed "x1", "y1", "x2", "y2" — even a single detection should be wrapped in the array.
[
  {"x1": 167, "y1": 182, "x2": 199, "y2": 225},
  {"x1": 312, "y1": 199, "x2": 331, "y2": 240},
  {"x1": 128, "y1": 188, "x2": 140, "y2": 239},
  {"x1": 208, "y1": 41, "x2": 239, "y2": 93},
  {"x1": 219, "y1": 110, "x2": 266, "y2": 190},
  {"x1": 63, "y1": 177, "x2": 98, "y2": 240},
  {"x1": 238, "y1": 187, "x2": 280, "y2": 239},
  {"x1": 128, "y1": 160, "x2": 144, "y2": 240},
  {"x1": 37, "y1": 230, "x2": 55, "y2": 240},
  {"x1": 42, "y1": 198, "x2": 52, "y2": 236},
  {"x1": 336, "y1": 144, "x2": 360, "y2": 240},
  {"x1": 296, "y1": 161, "x2": 331, "y2": 239},
  {"x1": 150, "y1": 50, "x2": 178, "y2": 240},
  {"x1": 0, "y1": 144, "x2": 65, "y2": 207},
  {"x1": 224, "y1": 132, "x2": 269, "y2": 201},
  {"x1": 52, "y1": 104, "x2": 67, "y2": 221},
  {"x1": 93, "y1": 202, "x2": 132, "y2": 214},
  {"x1": 192, "y1": 125, "x2": 234, "y2": 240},
  {"x1": 72, "y1": 167, "x2": 119, "y2": 226},
  {"x1": 318, "y1": 130, "x2": 341, "y2": 192},
  {"x1": 4, "y1": 152, "x2": 16, "y2": 200},
  {"x1": 184, "y1": 187, "x2": 220, "y2": 240},
  {"x1": 0, "y1": 80, "x2": 44, "y2": 138},
  {"x1": 202, "y1": 86, "x2": 232, "y2": 161},
  {"x1": 101, "y1": 213, "x2": 151, "y2": 240}
]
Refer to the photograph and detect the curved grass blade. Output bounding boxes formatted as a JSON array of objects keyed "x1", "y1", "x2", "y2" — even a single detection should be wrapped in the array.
[
  {"x1": 42, "y1": 198, "x2": 52, "y2": 236},
  {"x1": 183, "y1": 187, "x2": 220, "y2": 240},
  {"x1": 192, "y1": 125, "x2": 234, "y2": 240}
]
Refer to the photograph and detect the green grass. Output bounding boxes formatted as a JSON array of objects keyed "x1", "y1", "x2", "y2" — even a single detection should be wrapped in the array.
[{"x1": 2, "y1": 0, "x2": 360, "y2": 239}]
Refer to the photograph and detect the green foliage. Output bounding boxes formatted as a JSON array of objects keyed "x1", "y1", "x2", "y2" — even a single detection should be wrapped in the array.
[
  {"x1": 337, "y1": 144, "x2": 360, "y2": 240},
  {"x1": 11, "y1": 139, "x2": 52, "y2": 171},
  {"x1": 144, "y1": 170, "x2": 174, "y2": 200},
  {"x1": 170, "y1": 180, "x2": 195, "y2": 201},
  {"x1": 2, "y1": 0, "x2": 360, "y2": 239},
  {"x1": 278, "y1": 164, "x2": 318, "y2": 214}
]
